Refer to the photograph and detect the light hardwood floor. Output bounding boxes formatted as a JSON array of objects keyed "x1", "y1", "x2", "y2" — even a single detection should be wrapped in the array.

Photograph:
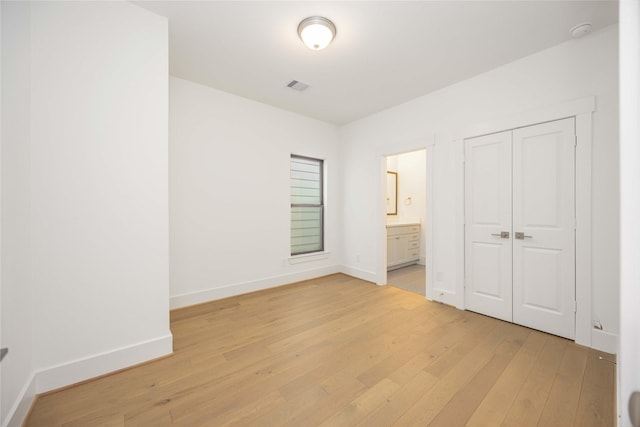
[{"x1": 26, "y1": 274, "x2": 615, "y2": 426}]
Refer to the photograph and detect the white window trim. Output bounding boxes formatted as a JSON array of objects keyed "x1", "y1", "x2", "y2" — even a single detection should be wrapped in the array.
[
  {"x1": 290, "y1": 155, "x2": 325, "y2": 256},
  {"x1": 288, "y1": 251, "x2": 331, "y2": 264}
]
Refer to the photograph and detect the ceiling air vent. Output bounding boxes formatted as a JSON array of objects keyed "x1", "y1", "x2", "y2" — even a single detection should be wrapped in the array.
[{"x1": 287, "y1": 80, "x2": 310, "y2": 91}]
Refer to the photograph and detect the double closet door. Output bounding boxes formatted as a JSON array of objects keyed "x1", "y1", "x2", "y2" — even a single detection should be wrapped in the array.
[{"x1": 464, "y1": 118, "x2": 576, "y2": 340}]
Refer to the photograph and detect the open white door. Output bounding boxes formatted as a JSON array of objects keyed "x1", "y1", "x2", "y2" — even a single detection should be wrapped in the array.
[
  {"x1": 512, "y1": 118, "x2": 576, "y2": 340},
  {"x1": 464, "y1": 130, "x2": 513, "y2": 322},
  {"x1": 619, "y1": 1, "x2": 640, "y2": 425}
]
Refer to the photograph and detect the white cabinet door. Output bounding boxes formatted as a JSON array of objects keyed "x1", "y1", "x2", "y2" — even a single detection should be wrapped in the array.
[
  {"x1": 387, "y1": 235, "x2": 407, "y2": 267},
  {"x1": 464, "y1": 131, "x2": 513, "y2": 323},
  {"x1": 512, "y1": 118, "x2": 576, "y2": 339}
]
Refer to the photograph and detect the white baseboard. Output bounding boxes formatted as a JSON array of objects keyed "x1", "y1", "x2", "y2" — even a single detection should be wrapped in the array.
[
  {"x1": 170, "y1": 265, "x2": 342, "y2": 309},
  {"x1": 426, "y1": 288, "x2": 460, "y2": 307},
  {"x1": 3, "y1": 333, "x2": 172, "y2": 427},
  {"x1": 3, "y1": 373, "x2": 36, "y2": 427},
  {"x1": 591, "y1": 329, "x2": 618, "y2": 354},
  {"x1": 36, "y1": 333, "x2": 173, "y2": 393},
  {"x1": 340, "y1": 265, "x2": 377, "y2": 283}
]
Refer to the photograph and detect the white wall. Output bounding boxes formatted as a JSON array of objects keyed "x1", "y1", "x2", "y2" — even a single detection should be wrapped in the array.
[
  {"x1": 2, "y1": 2, "x2": 171, "y2": 425},
  {"x1": 340, "y1": 25, "x2": 619, "y2": 343},
  {"x1": 1, "y1": 2, "x2": 34, "y2": 425},
  {"x1": 387, "y1": 150, "x2": 427, "y2": 262},
  {"x1": 170, "y1": 77, "x2": 341, "y2": 307},
  {"x1": 0, "y1": 6, "x2": 621, "y2": 425}
]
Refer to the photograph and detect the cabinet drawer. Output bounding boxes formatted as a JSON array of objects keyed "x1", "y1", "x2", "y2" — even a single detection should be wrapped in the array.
[
  {"x1": 387, "y1": 225, "x2": 420, "y2": 236},
  {"x1": 407, "y1": 233, "x2": 419, "y2": 241},
  {"x1": 408, "y1": 240, "x2": 419, "y2": 249},
  {"x1": 387, "y1": 227, "x2": 408, "y2": 237},
  {"x1": 407, "y1": 250, "x2": 420, "y2": 259}
]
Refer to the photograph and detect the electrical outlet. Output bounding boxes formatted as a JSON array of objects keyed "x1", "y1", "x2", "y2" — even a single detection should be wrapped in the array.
[{"x1": 356, "y1": 254, "x2": 360, "y2": 262}]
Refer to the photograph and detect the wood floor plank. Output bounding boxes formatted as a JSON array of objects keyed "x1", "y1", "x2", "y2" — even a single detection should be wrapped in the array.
[
  {"x1": 429, "y1": 339, "x2": 522, "y2": 427},
  {"x1": 124, "y1": 407, "x2": 173, "y2": 427},
  {"x1": 243, "y1": 384, "x2": 328, "y2": 427},
  {"x1": 356, "y1": 326, "x2": 446, "y2": 387},
  {"x1": 281, "y1": 378, "x2": 366, "y2": 427},
  {"x1": 319, "y1": 378, "x2": 401, "y2": 427},
  {"x1": 356, "y1": 370, "x2": 439, "y2": 427},
  {"x1": 537, "y1": 343, "x2": 589, "y2": 427},
  {"x1": 61, "y1": 412, "x2": 124, "y2": 427},
  {"x1": 500, "y1": 335, "x2": 568, "y2": 427},
  {"x1": 574, "y1": 350, "x2": 616, "y2": 427},
  {"x1": 24, "y1": 274, "x2": 615, "y2": 427},
  {"x1": 392, "y1": 322, "x2": 529, "y2": 426},
  {"x1": 179, "y1": 389, "x2": 285, "y2": 426},
  {"x1": 383, "y1": 311, "x2": 497, "y2": 397},
  {"x1": 464, "y1": 330, "x2": 548, "y2": 427}
]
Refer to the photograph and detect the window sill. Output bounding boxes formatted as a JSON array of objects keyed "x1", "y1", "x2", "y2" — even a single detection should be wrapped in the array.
[{"x1": 288, "y1": 251, "x2": 331, "y2": 265}]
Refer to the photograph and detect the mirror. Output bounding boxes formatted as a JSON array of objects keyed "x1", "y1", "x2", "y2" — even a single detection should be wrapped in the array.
[{"x1": 386, "y1": 171, "x2": 397, "y2": 215}]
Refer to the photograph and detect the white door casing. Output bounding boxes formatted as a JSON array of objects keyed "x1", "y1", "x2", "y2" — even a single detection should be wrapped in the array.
[
  {"x1": 512, "y1": 118, "x2": 576, "y2": 339},
  {"x1": 464, "y1": 130, "x2": 513, "y2": 322}
]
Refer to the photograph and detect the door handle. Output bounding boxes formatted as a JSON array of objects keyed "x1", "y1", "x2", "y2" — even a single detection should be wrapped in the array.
[
  {"x1": 0, "y1": 348, "x2": 7, "y2": 362},
  {"x1": 491, "y1": 232, "x2": 510, "y2": 239},
  {"x1": 630, "y1": 391, "x2": 640, "y2": 427},
  {"x1": 515, "y1": 232, "x2": 532, "y2": 240}
]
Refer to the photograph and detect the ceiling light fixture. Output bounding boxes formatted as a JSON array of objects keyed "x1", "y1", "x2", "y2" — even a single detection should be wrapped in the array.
[{"x1": 298, "y1": 16, "x2": 336, "y2": 51}]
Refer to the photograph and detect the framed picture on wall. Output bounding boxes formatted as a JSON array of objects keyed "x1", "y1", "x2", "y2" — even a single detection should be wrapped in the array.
[{"x1": 387, "y1": 171, "x2": 397, "y2": 215}]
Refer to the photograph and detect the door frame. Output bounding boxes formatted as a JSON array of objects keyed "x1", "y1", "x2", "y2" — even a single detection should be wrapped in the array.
[
  {"x1": 378, "y1": 138, "x2": 435, "y2": 299},
  {"x1": 458, "y1": 96, "x2": 595, "y2": 348}
]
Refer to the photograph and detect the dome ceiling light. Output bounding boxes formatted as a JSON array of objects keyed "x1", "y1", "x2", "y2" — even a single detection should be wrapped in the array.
[{"x1": 297, "y1": 16, "x2": 336, "y2": 51}]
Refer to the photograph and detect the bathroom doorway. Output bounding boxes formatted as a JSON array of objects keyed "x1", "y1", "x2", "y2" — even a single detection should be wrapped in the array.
[{"x1": 384, "y1": 149, "x2": 427, "y2": 296}]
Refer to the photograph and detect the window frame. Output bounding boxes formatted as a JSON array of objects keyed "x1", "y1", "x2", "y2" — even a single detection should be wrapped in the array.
[{"x1": 290, "y1": 154, "x2": 324, "y2": 256}]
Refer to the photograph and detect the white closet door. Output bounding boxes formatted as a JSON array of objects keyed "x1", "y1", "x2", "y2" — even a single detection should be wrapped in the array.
[
  {"x1": 464, "y1": 131, "x2": 513, "y2": 322},
  {"x1": 512, "y1": 118, "x2": 576, "y2": 339}
]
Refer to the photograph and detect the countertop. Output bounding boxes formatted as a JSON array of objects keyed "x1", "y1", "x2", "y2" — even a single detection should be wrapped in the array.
[{"x1": 386, "y1": 222, "x2": 420, "y2": 228}]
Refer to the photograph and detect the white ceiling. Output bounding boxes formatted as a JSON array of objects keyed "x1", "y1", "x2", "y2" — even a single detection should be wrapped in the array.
[{"x1": 135, "y1": 1, "x2": 618, "y2": 125}]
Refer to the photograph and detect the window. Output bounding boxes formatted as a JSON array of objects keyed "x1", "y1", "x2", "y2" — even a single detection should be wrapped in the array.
[{"x1": 290, "y1": 155, "x2": 324, "y2": 255}]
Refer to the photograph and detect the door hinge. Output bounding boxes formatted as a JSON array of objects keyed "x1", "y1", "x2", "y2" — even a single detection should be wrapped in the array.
[
  {"x1": 573, "y1": 300, "x2": 577, "y2": 313},
  {"x1": 574, "y1": 135, "x2": 578, "y2": 147}
]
